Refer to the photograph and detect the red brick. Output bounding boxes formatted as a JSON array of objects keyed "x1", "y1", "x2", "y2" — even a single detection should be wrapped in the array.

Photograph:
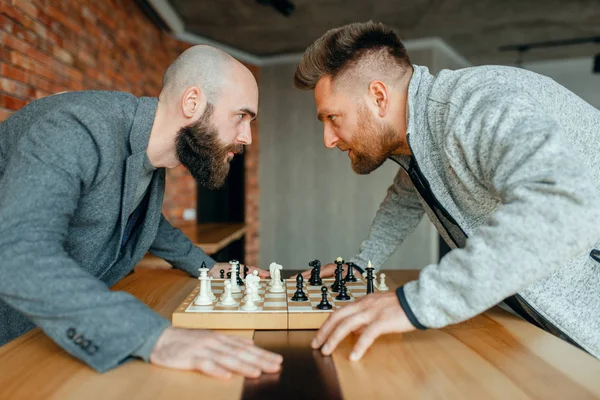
[
  {"x1": 1, "y1": 63, "x2": 27, "y2": 83},
  {"x1": 0, "y1": 93, "x2": 27, "y2": 109},
  {"x1": 52, "y1": 46, "x2": 73, "y2": 65},
  {"x1": 0, "y1": 76, "x2": 33, "y2": 97},
  {"x1": 11, "y1": 0, "x2": 37, "y2": 19},
  {"x1": 0, "y1": 106, "x2": 14, "y2": 121}
]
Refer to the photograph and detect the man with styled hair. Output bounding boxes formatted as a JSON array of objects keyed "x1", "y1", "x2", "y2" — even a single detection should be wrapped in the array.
[{"x1": 296, "y1": 21, "x2": 600, "y2": 361}]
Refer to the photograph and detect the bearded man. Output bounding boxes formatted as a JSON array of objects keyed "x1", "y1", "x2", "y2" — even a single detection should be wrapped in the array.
[{"x1": 0, "y1": 45, "x2": 282, "y2": 378}]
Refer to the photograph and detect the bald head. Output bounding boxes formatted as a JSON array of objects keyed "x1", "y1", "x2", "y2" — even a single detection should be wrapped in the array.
[{"x1": 160, "y1": 45, "x2": 238, "y2": 103}]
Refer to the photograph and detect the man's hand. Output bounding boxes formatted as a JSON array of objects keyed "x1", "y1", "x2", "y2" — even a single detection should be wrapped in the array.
[
  {"x1": 311, "y1": 292, "x2": 415, "y2": 361},
  {"x1": 301, "y1": 263, "x2": 343, "y2": 280},
  {"x1": 210, "y1": 262, "x2": 270, "y2": 279},
  {"x1": 150, "y1": 327, "x2": 283, "y2": 379}
]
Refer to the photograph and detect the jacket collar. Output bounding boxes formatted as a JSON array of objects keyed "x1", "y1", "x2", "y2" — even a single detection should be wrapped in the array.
[{"x1": 128, "y1": 97, "x2": 158, "y2": 155}]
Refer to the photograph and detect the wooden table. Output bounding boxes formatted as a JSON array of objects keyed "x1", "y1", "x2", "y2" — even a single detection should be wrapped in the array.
[
  {"x1": 139, "y1": 222, "x2": 247, "y2": 268},
  {"x1": 1, "y1": 268, "x2": 599, "y2": 399}
]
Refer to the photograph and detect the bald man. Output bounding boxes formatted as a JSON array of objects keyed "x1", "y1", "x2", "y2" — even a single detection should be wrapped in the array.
[{"x1": 0, "y1": 45, "x2": 282, "y2": 378}]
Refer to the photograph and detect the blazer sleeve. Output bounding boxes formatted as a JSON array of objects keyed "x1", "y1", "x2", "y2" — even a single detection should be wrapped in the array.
[
  {"x1": 148, "y1": 215, "x2": 216, "y2": 278},
  {"x1": 0, "y1": 110, "x2": 170, "y2": 372}
]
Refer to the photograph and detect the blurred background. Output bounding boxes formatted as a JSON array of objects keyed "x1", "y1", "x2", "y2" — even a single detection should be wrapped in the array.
[{"x1": 1, "y1": 0, "x2": 598, "y2": 270}]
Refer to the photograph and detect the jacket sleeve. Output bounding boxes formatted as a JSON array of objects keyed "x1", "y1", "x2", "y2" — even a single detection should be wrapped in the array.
[
  {"x1": 148, "y1": 215, "x2": 216, "y2": 278},
  {"x1": 401, "y1": 92, "x2": 600, "y2": 329},
  {"x1": 350, "y1": 167, "x2": 425, "y2": 270},
  {"x1": 0, "y1": 110, "x2": 170, "y2": 372}
]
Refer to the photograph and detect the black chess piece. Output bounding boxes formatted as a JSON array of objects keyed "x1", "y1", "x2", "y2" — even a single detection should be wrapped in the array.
[
  {"x1": 308, "y1": 259, "x2": 322, "y2": 286},
  {"x1": 219, "y1": 269, "x2": 225, "y2": 279},
  {"x1": 331, "y1": 259, "x2": 344, "y2": 292},
  {"x1": 317, "y1": 286, "x2": 333, "y2": 310},
  {"x1": 335, "y1": 280, "x2": 351, "y2": 301},
  {"x1": 291, "y1": 273, "x2": 308, "y2": 301},
  {"x1": 227, "y1": 271, "x2": 232, "y2": 279},
  {"x1": 244, "y1": 265, "x2": 249, "y2": 280},
  {"x1": 344, "y1": 262, "x2": 358, "y2": 282},
  {"x1": 366, "y1": 264, "x2": 375, "y2": 294},
  {"x1": 201, "y1": 261, "x2": 207, "y2": 269},
  {"x1": 236, "y1": 264, "x2": 244, "y2": 286}
]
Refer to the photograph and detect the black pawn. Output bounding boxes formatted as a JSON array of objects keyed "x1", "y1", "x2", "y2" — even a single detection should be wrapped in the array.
[
  {"x1": 219, "y1": 269, "x2": 225, "y2": 279},
  {"x1": 201, "y1": 261, "x2": 207, "y2": 269},
  {"x1": 344, "y1": 262, "x2": 358, "y2": 282},
  {"x1": 366, "y1": 264, "x2": 375, "y2": 294},
  {"x1": 227, "y1": 271, "x2": 231, "y2": 279},
  {"x1": 331, "y1": 260, "x2": 344, "y2": 292},
  {"x1": 335, "y1": 280, "x2": 351, "y2": 301},
  {"x1": 291, "y1": 273, "x2": 308, "y2": 301},
  {"x1": 317, "y1": 286, "x2": 333, "y2": 310}
]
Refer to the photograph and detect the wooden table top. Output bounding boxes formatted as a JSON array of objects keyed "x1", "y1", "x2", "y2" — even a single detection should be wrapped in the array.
[{"x1": 1, "y1": 268, "x2": 599, "y2": 400}]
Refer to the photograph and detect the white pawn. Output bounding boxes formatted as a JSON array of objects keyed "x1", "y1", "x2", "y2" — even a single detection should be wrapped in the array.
[
  {"x1": 220, "y1": 280, "x2": 237, "y2": 306},
  {"x1": 269, "y1": 267, "x2": 285, "y2": 293},
  {"x1": 378, "y1": 273, "x2": 389, "y2": 291},
  {"x1": 241, "y1": 284, "x2": 258, "y2": 311},
  {"x1": 208, "y1": 276, "x2": 217, "y2": 301}
]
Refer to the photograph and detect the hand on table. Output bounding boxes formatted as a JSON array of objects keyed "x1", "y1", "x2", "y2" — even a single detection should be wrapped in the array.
[
  {"x1": 150, "y1": 327, "x2": 283, "y2": 379},
  {"x1": 209, "y1": 262, "x2": 270, "y2": 279},
  {"x1": 312, "y1": 292, "x2": 415, "y2": 361}
]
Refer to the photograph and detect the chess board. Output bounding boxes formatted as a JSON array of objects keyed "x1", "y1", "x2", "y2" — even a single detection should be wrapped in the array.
[{"x1": 172, "y1": 276, "x2": 385, "y2": 330}]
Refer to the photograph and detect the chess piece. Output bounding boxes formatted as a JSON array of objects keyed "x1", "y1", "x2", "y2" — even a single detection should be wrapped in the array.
[
  {"x1": 366, "y1": 260, "x2": 375, "y2": 294},
  {"x1": 344, "y1": 262, "x2": 358, "y2": 282},
  {"x1": 331, "y1": 257, "x2": 344, "y2": 292},
  {"x1": 194, "y1": 268, "x2": 213, "y2": 305},
  {"x1": 308, "y1": 259, "x2": 322, "y2": 286},
  {"x1": 378, "y1": 273, "x2": 389, "y2": 291},
  {"x1": 219, "y1": 269, "x2": 225, "y2": 279},
  {"x1": 229, "y1": 261, "x2": 241, "y2": 293},
  {"x1": 335, "y1": 280, "x2": 351, "y2": 301},
  {"x1": 208, "y1": 276, "x2": 217, "y2": 302},
  {"x1": 244, "y1": 265, "x2": 249, "y2": 281},
  {"x1": 268, "y1": 262, "x2": 283, "y2": 286},
  {"x1": 220, "y1": 281, "x2": 237, "y2": 306},
  {"x1": 236, "y1": 262, "x2": 244, "y2": 286},
  {"x1": 227, "y1": 271, "x2": 232, "y2": 279},
  {"x1": 316, "y1": 286, "x2": 333, "y2": 310},
  {"x1": 244, "y1": 270, "x2": 261, "y2": 301},
  {"x1": 269, "y1": 266, "x2": 285, "y2": 293},
  {"x1": 241, "y1": 284, "x2": 258, "y2": 311},
  {"x1": 291, "y1": 273, "x2": 308, "y2": 301}
]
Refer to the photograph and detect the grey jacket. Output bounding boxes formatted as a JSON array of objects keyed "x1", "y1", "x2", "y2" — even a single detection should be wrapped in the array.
[
  {"x1": 351, "y1": 65, "x2": 600, "y2": 357},
  {"x1": 0, "y1": 91, "x2": 215, "y2": 372}
]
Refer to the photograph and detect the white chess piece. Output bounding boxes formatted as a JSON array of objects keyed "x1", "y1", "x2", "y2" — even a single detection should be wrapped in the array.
[
  {"x1": 208, "y1": 276, "x2": 217, "y2": 301},
  {"x1": 194, "y1": 268, "x2": 213, "y2": 305},
  {"x1": 268, "y1": 262, "x2": 283, "y2": 287},
  {"x1": 378, "y1": 273, "x2": 389, "y2": 291},
  {"x1": 220, "y1": 281, "x2": 237, "y2": 306},
  {"x1": 229, "y1": 261, "x2": 241, "y2": 293},
  {"x1": 269, "y1": 267, "x2": 285, "y2": 293},
  {"x1": 244, "y1": 270, "x2": 261, "y2": 301},
  {"x1": 241, "y1": 284, "x2": 258, "y2": 311}
]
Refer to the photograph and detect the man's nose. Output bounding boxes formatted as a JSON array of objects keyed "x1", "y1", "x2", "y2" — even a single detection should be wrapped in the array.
[
  {"x1": 237, "y1": 124, "x2": 252, "y2": 145},
  {"x1": 324, "y1": 126, "x2": 339, "y2": 149}
]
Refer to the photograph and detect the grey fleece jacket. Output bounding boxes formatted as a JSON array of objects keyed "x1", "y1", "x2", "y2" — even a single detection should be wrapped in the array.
[{"x1": 350, "y1": 65, "x2": 600, "y2": 357}]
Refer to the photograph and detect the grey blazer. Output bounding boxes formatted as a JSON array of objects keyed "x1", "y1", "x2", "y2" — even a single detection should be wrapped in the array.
[{"x1": 0, "y1": 91, "x2": 215, "y2": 372}]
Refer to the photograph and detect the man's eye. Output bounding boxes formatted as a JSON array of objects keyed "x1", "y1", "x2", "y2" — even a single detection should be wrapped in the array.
[
  {"x1": 329, "y1": 115, "x2": 337, "y2": 122},
  {"x1": 237, "y1": 114, "x2": 245, "y2": 120}
]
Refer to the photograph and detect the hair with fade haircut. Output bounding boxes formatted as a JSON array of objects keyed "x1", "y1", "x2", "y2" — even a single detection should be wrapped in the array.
[{"x1": 294, "y1": 21, "x2": 412, "y2": 91}]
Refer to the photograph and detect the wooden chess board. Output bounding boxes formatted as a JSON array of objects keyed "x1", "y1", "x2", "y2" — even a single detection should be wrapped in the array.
[{"x1": 172, "y1": 276, "x2": 388, "y2": 330}]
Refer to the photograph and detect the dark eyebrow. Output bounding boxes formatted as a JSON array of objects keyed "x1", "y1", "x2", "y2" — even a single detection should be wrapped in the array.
[
  {"x1": 240, "y1": 108, "x2": 257, "y2": 119},
  {"x1": 317, "y1": 109, "x2": 336, "y2": 122}
]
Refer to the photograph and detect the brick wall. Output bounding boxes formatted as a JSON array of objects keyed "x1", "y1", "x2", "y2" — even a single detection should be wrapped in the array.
[{"x1": 0, "y1": 0, "x2": 260, "y2": 266}]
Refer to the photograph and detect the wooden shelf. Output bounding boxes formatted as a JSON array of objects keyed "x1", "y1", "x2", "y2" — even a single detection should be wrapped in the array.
[{"x1": 138, "y1": 222, "x2": 247, "y2": 268}]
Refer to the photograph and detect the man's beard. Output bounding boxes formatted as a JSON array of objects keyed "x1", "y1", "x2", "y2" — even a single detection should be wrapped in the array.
[
  {"x1": 175, "y1": 103, "x2": 244, "y2": 189},
  {"x1": 346, "y1": 104, "x2": 401, "y2": 175}
]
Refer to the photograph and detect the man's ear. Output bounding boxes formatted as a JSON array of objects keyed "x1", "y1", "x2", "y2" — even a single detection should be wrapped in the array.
[
  {"x1": 368, "y1": 80, "x2": 389, "y2": 118},
  {"x1": 181, "y1": 86, "x2": 207, "y2": 119}
]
